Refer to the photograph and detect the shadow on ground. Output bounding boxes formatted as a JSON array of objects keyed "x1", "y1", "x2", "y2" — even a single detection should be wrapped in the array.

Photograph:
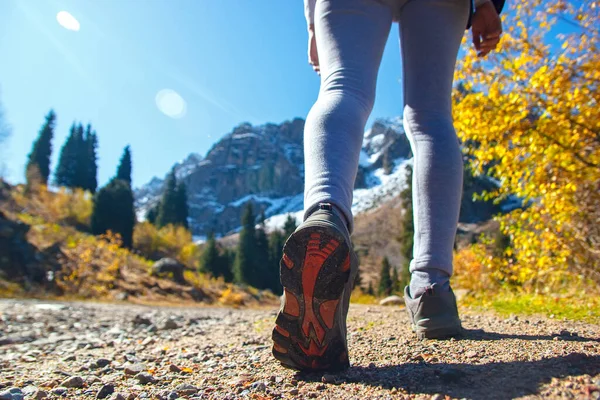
[
  {"x1": 459, "y1": 328, "x2": 600, "y2": 343},
  {"x1": 348, "y1": 354, "x2": 600, "y2": 399}
]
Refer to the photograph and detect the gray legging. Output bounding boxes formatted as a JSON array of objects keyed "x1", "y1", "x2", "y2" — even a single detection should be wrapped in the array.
[{"x1": 303, "y1": 0, "x2": 469, "y2": 289}]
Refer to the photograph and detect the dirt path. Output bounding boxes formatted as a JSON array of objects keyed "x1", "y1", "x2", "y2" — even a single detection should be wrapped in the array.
[{"x1": 1, "y1": 299, "x2": 599, "y2": 400}]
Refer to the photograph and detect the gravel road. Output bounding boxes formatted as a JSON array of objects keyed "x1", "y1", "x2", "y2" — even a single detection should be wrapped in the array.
[{"x1": 1, "y1": 299, "x2": 599, "y2": 400}]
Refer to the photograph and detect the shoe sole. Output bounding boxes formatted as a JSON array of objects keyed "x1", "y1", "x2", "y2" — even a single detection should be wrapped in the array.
[{"x1": 272, "y1": 224, "x2": 351, "y2": 371}]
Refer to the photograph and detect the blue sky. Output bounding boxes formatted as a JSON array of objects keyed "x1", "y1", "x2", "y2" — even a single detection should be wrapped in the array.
[
  {"x1": 0, "y1": 1, "x2": 572, "y2": 189},
  {"x1": 0, "y1": 0, "x2": 407, "y2": 188}
]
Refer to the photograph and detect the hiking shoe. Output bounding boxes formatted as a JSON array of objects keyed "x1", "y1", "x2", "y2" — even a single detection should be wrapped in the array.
[
  {"x1": 404, "y1": 283, "x2": 462, "y2": 339},
  {"x1": 272, "y1": 203, "x2": 358, "y2": 371}
]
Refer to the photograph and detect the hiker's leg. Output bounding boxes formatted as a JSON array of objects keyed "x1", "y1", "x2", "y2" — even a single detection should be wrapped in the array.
[
  {"x1": 303, "y1": 0, "x2": 393, "y2": 234},
  {"x1": 398, "y1": 0, "x2": 469, "y2": 293}
]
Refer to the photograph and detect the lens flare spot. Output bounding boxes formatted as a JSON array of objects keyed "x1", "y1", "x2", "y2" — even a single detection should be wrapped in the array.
[
  {"x1": 56, "y1": 11, "x2": 80, "y2": 31},
  {"x1": 155, "y1": 89, "x2": 187, "y2": 119}
]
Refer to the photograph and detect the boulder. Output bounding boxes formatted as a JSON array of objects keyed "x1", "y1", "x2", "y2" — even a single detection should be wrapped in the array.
[
  {"x1": 379, "y1": 295, "x2": 404, "y2": 306},
  {"x1": 151, "y1": 258, "x2": 185, "y2": 283}
]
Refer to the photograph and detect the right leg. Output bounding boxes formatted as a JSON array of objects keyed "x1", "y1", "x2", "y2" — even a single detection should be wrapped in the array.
[{"x1": 303, "y1": 0, "x2": 393, "y2": 234}]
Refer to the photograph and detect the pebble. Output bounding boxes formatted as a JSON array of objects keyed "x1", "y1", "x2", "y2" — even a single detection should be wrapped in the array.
[
  {"x1": 0, "y1": 388, "x2": 23, "y2": 400},
  {"x1": 32, "y1": 390, "x2": 48, "y2": 399},
  {"x1": 168, "y1": 364, "x2": 181, "y2": 373},
  {"x1": 96, "y1": 384, "x2": 114, "y2": 399},
  {"x1": 96, "y1": 358, "x2": 111, "y2": 368},
  {"x1": 176, "y1": 384, "x2": 198, "y2": 395},
  {"x1": 110, "y1": 394, "x2": 126, "y2": 400},
  {"x1": 124, "y1": 364, "x2": 145, "y2": 376},
  {"x1": 288, "y1": 389, "x2": 299, "y2": 396},
  {"x1": 50, "y1": 387, "x2": 68, "y2": 396},
  {"x1": 61, "y1": 375, "x2": 84, "y2": 388},
  {"x1": 465, "y1": 350, "x2": 478, "y2": 358},
  {"x1": 161, "y1": 319, "x2": 179, "y2": 330},
  {"x1": 135, "y1": 372, "x2": 156, "y2": 384},
  {"x1": 431, "y1": 394, "x2": 444, "y2": 400},
  {"x1": 251, "y1": 381, "x2": 266, "y2": 392},
  {"x1": 167, "y1": 392, "x2": 178, "y2": 400}
]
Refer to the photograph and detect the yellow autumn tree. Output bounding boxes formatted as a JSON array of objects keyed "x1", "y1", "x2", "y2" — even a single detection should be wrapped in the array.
[{"x1": 453, "y1": 0, "x2": 600, "y2": 290}]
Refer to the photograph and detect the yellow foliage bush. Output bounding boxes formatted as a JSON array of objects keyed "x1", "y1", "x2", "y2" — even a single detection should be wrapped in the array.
[
  {"x1": 55, "y1": 232, "x2": 128, "y2": 297},
  {"x1": 453, "y1": 0, "x2": 600, "y2": 288},
  {"x1": 133, "y1": 222, "x2": 200, "y2": 268},
  {"x1": 350, "y1": 287, "x2": 378, "y2": 305},
  {"x1": 219, "y1": 286, "x2": 245, "y2": 307},
  {"x1": 11, "y1": 185, "x2": 92, "y2": 229}
]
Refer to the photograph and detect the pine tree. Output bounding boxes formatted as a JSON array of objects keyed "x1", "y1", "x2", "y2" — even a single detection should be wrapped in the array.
[
  {"x1": 268, "y1": 230, "x2": 285, "y2": 295},
  {"x1": 219, "y1": 248, "x2": 235, "y2": 282},
  {"x1": 233, "y1": 203, "x2": 257, "y2": 285},
  {"x1": 254, "y1": 212, "x2": 270, "y2": 290},
  {"x1": 26, "y1": 110, "x2": 56, "y2": 186},
  {"x1": 175, "y1": 182, "x2": 189, "y2": 229},
  {"x1": 367, "y1": 282, "x2": 375, "y2": 296},
  {"x1": 91, "y1": 179, "x2": 135, "y2": 248},
  {"x1": 156, "y1": 168, "x2": 180, "y2": 228},
  {"x1": 397, "y1": 165, "x2": 414, "y2": 289},
  {"x1": 378, "y1": 256, "x2": 393, "y2": 296},
  {"x1": 73, "y1": 124, "x2": 87, "y2": 189},
  {"x1": 84, "y1": 125, "x2": 98, "y2": 193},
  {"x1": 116, "y1": 145, "x2": 132, "y2": 186},
  {"x1": 146, "y1": 204, "x2": 159, "y2": 225},
  {"x1": 283, "y1": 214, "x2": 297, "y2": 238},
  {"x1": 391, "y1": 266, "x2": 400, "y2": 294},
  {"x1": 55, "y1": 123, "x2": 78, "y2": 188},
  {"x1": 199, "y1": 232, "x2": 220, "y2": 277}
]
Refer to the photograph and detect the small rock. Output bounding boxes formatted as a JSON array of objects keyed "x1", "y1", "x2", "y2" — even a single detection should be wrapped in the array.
[
  {"x1": 124, "y1": 364, "x2": 145, "y2": 376},
  {"x1": 61, "y1": 355, "x2": 77, "y2": 362},
  {"x1": 322, "y1": 374, "x2": 336, "y2": 384},
  {"x1": 33, "y1": 390, "x2": 48, "y2": 399},
  {"x1": 21, "y1": 386, "x2": 38, "y2": 396},
  {"x1": 251, "y1": 382, "x2": 266, "y2": 392},
  {"x1": 0, "y1": 388, "x2": 23, "y2": 400},
  {"x1": 368, "y1": 362, "x2": 376, "y2": 368},
  {"x1": 316, "y1": 384, "x2": 326, "y2": 390},
  {"x1": 288, "y1": 389, "x2": 299, "y2": 396},
  {"x1": 465, "y1": 350, "x2": 478, "y2": 358},
  {"x1": 51, "y1": 387, "x2": 68, "y2": 396},
  {"x1": 431, "y1": 395, "x2": 444, "y2": 400},
  {"x1": 96, "y1": 384, "x2": 114, "y2": 399},
  {"x1": 379, "y1": 295, "x2": 404, "y2": 306},
  {"x1": 114, "y1": 292, "x2": 128, "y2": 301},
  {"x1": 175, "y1": 384, "x2": 198, "y2": 395},
  {"x1": 133, "y1": 315, "x2": 152, "y2": 326},
  {"x1": 86, "y1": 376, "x2": 101, "y2": 385},
  {"x1": 141, "y1": 337, "x2": 155, "y2": 346},
  {"x1": 61, "y1": 376, "x2": 84, "y2": 388},
  {"x1": 96, "y1": 358, "x2": 111, "y2": 368},
  {"x1": 168, "y1": 364, "x2": 181, "y2": 373},
  {"x1": 135, "y1": 372, "x2": 156, "y2": 385},
  {"x1": 167, "y1": 392, "x2": 178, "y2": 400},
  {"x1": 110, "y1": 394, "x2": 126, "y2": 400}
]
